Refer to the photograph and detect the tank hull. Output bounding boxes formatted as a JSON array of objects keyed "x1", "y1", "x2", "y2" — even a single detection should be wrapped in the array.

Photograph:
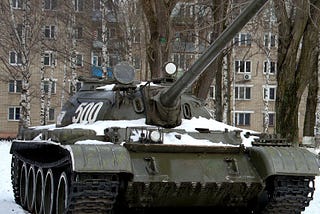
[{"x1": 10, "y1": 140, "x2": 318, "y2": 213}]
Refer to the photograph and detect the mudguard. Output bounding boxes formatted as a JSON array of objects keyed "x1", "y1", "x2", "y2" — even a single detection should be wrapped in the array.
[
  {"x1": 67, "y1": 144, "x2": 133, "y2": 174},
  {"x1": 248, "y1": 146, "x2": 319, "y2": 179}
]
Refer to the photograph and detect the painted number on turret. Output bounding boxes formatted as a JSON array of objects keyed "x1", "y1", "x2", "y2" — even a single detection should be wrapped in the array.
[{"x1": 72, "y1": 102, "x2": 103, "y2": 123}]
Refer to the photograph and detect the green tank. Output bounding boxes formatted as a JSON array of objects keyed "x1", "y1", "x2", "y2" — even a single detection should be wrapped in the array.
[{"x1": 10, "y1": 0, "x2": 319, "y2": 213}]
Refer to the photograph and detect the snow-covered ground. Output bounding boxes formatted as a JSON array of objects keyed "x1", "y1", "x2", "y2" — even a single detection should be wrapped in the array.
[{"x1": 0, "y1": 140, "x2": 319, "y2": 213}]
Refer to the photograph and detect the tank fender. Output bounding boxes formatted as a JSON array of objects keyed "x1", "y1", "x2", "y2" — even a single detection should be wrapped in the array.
[
  {"x1": 66, "y1": 144, "x2": 133, "y2": 176},
  {"x1": 248, "y1": 146, "x2": 319, "y2": 180}
]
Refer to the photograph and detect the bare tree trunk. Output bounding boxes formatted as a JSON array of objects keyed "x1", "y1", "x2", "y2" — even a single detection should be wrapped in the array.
[
  {"x1": 20, "y1": 0, "x2": 32, "y2": 128},
  {"x1": 274, "y1": 0, "x2": 319, "y2": 142},
  {"x1": 303, "y1": 17, "x2": 320, "y2": 136},
  {"x1": 101, "y1": 0, "x2": 110, "y2": 78},
  {"x1": 193, "y1": 0, "x2": 229, "y2": 122},
  {"x1": 140, "y1": 0, "x2": 178, "y2": 80}
]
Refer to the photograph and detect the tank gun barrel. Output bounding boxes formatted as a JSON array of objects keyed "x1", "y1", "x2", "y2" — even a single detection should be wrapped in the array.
[{"x1": 160, "y1": 0, "x2": 269, "y2": 107}]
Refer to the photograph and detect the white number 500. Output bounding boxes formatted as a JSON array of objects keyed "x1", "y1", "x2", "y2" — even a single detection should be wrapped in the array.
[{"x1": 72, "y1": 102, "x2": 103, "y2": 123}]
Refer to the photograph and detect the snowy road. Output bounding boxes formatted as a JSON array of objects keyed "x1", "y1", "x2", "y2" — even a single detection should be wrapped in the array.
[{"x1": 0, "y1": 141, "x2": 319, "y2": 213}]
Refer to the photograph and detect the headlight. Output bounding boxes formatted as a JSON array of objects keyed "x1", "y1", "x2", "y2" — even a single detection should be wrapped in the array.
[
  {"x1": 164, "y1": 62, "x2": 177, "y2": 75},
  {"x1": 126, "y1": 127, "x2": 163, "y2": 144},
  {"x1": 149, "y1": 130, "x2": 161, "y2": 142}
]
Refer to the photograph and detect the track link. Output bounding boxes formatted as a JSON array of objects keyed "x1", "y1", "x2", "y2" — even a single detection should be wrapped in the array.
[
  {"x1": 67, "y1": 174, "x2": 120, "y2": 213},
  {"x1": 261, "y1": 176, "x2": 315, "y2": 214}
]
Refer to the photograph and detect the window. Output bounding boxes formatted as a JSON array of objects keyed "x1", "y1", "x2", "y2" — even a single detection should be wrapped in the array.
[
  {"x1": 209, "y1": 85, "x2": 215, "y2": 99},
  {"x1": 234, "y1": 112, "x2": 251, "y2": 126},
  {"x1": 263, "y1": 61, "x2": 277, "y2": 74},
  {"x1": 263, "y1": 112, "x2": 275, "y2": 127},
  {"x1": 75, "y1": 54, "x2": 83, "y2": 66},
  {"x1": 44, "y1": 25, "x2": 55, "y2": 39},
  {"x1": 263, "y1": 85, "x2": 276, "y2": 101},
  {"x1": 9, "y1": 51, "x2": 22, "y2": 65},
  {"x1": 69, "y1": 81, "x2": 83, "y2": 93},
  {"x1": 235, "y1": 86, "x2": 251, "y2": 100},
  {"x1": 9, "y1": 80, "x2": 22, "y2": 93},
  {"x1": 49, "y1": 108, "x2": 55, "y2": 121},
  {"x1": 107, "y1": 28, "x2": 116, "y2": 39},
  {"x1": 74, "y1": 27, "x2": 83, "y2": 39},
  {"x1": 44, "y1": 0, "x2": 57, "y2": 10},
  {"x1": 92, "y1": 54, "x2": 102, "y2": 66},
  {"x1": 43, "y1": 51, "x2": 55, "y2": 66},
  {"x1": 43, "y1": 79, "x2": 56, "y2": 94},
  {"x1": 234, "y1": 33, "x2": 252, "y2": 46},
  {"x1": 12, "y1": 0, "x2": 22, "y2": 9},
  {"x1": 75, "y1": 0, "x2": 84, "y2": 12},
  {"x1": 8, "y1": 107, "x2": 20, "y2": 121},
  {"x1": 264, "y1": 33, "x2": 277, "y2": 48},
  {"x1": 235, "y1": 60, "x2": 251, "y2": 73}
]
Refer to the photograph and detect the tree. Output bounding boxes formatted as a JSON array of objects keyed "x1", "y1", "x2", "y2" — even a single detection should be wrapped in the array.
[
  {"x1": 0, "y1": 0, "x2": 44, "y2": 129},
  {"x1": 274, "y1": 0, "x2": 320, "y2": 142},
  {"x1": 139, "y1": 0, "x2": 179, "y2": 79},
  {"x1": 193, "y1": 0, "x2": 229, "y2": 122}
]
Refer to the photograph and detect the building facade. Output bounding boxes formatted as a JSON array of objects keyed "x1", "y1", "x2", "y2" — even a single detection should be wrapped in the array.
[{"x1": 0, "y1": 0, "x2": 309, "y2": 140}]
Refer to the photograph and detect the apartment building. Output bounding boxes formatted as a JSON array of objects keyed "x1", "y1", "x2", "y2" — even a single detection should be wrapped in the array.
[
  {"x1": 170, "y1": 1, "x2": 308, "y2": 138},
  {"x1": 0, "y1": 0, "x2": 308, "y2": 140}
]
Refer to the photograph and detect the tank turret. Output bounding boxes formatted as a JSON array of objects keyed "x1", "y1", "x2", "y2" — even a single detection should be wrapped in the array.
[{"x1": 146, "y1": 0, "x2": 269, "y2": 127}]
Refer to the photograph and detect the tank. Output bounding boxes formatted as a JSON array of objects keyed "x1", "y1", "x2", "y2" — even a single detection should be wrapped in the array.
[{"x1": 10, "y1": 0, "x2": 319, "y2": 213}]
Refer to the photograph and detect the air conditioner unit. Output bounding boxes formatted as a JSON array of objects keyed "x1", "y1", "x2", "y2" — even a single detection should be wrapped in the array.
[{"x1": 243, "y1": 74, "x2": 252, "y2": 80}]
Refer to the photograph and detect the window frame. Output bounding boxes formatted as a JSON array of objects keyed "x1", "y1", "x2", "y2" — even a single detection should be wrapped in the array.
[
  {"x1": 234, "y1": 33, "x2": 252, "y2": 46},
  {"x1": 263, "y1": 112, "x2": 275, "y2": 127},
  {"x1": 48, "y1": 108, "x2": 55, "y2": 121},
  {"x1": 12, "y1": 0, "x2": 22, "y2": 9},
  {"x1": 263, "y1": 60, "x2": 277, "y2": 74},
  {"x1": 264, "y1": 32, "x2": 277, "y2": 48},
  {"x1": 43, "y1": 78, "x2": 57, "y2": 94},
  {"x1": 234, "y1": 60, "x2": 251, "y2": 73},
  {"x1": 8, "y1": 106, "x2": 21, "y2": 121},
  {"x1": 75, "y1": 53, "x2": 84, "y2": 67},
  {"x1": 44, "y1": 0, "x2": 57, "y2": 10},
  {"x1": 234, "y1": 85, "x2": 252, "y2": 100},
  {"x1": 234, "y1": 112, "x2": 251, "y2": 126},
  {"x1": 44, "y1": 25, "x2": 56, "y2": 39},
  {"x1": 43, "y1": 51, "x2": 55, "y2": 66},
  {"x1": 9, "y1": 51, "x2": 22, "y2": 66},
  {"x1": 75, "y1": 0, "x2": 84, "y2": 12},
  {"x1": 263, "y1": 85, "x2": 277, "y2": 101},
  {"x1": 8, "y1": 80, "x2": 22, "y2": 93}
]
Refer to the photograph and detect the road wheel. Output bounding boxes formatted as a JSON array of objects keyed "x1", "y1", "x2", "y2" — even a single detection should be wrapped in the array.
[
  {"x1": 35, "y1": 167, "x2": 44, "y2": 214},
  {"x1": 43, "y1": 169, "x2": 54, "y2": 214},
  {"x1": 56, "y1": 172, "x2": 68, "y2": 214},
  {"x1": 19, "y1": 162, "x2": 28, "y2": 208},
  {"x1": 27, "y1": 165, "x2": 36, "y2": 212}
]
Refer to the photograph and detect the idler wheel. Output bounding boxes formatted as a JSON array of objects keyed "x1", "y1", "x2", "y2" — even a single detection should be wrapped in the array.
[
  {"x1": 35, "y1": 168, "x2": 44, "y2": 214},
  {"x1": 19, "y1": 162, "x2": 28, "y2": 208},
  {"x1": 56, "y1": 172, "x2": 68, "y2": 214},
  {"x1": 43, "y1": 169, "x2": 54, "y2": 214},
  {"x1": 27, "y1": 165, "x2": 36, "y2": 212}
]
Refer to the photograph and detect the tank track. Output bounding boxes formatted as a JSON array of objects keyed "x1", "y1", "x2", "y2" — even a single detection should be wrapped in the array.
[
  {"x1": 11, "y1": 155, "x2": 21, "y2": 205},
  {"x1": 67, "y1": 173, "x2": 119, "y2": 214},
  {"x1": 11, "y1": 153, "x2": 120, "y2": 214},
  {"x1": 261, "y1": 176, "x2": 315, "y2": 214}
]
